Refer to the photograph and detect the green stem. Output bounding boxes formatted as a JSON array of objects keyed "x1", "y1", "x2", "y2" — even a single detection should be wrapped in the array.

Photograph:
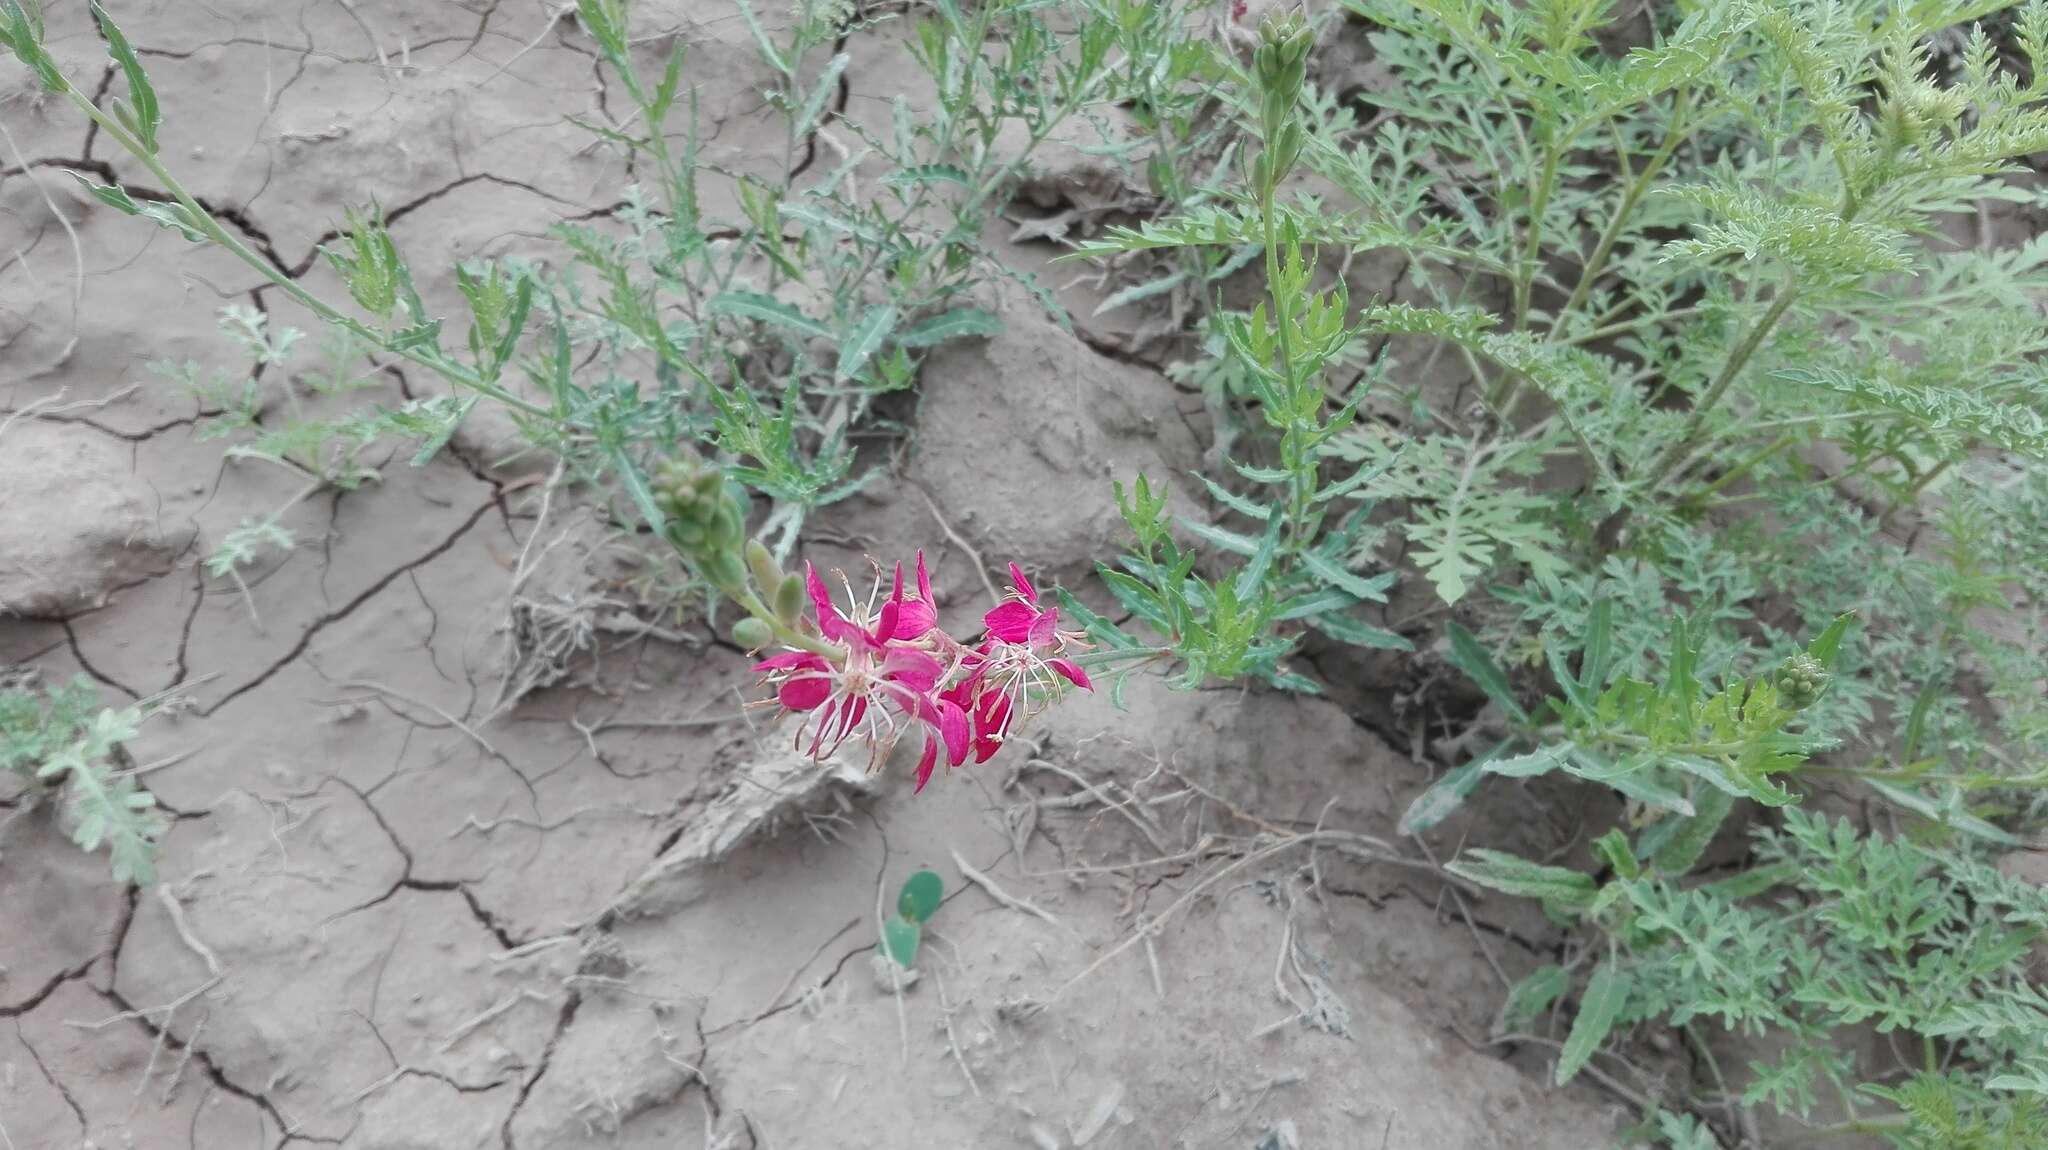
[
  {"x1": 1640, "y1": 285, "x2": 1800, "y2": 487},
  {"x1": 1564, "y1": 305, "x2": 1703, "y2": 348},
  {"x1": 1072, "y1": 646, "x2": 1173, "y2": 669},
  {"x1": 1257, "y1": 151, "x2": 1314, "y2": 551},
  {"x1": 1547, "y1": 90, "x2": 1691, "y2": 340},
  {"x1": 1510, "y1": 138, "x2": 1562, "y2": 334},
  {"x1": 1682, "y1": 432, "x2": 1794, "y2": 502},
  {"x1": 67, "y1": 87, "x2": 550, "y2": 419}
]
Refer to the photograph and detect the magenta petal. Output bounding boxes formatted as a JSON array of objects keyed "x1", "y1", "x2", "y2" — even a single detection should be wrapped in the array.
[
  {"x1": 1028, "y1": 605, "x2": 1061, "y2": 647},
  {"x1": 915, "y1": 551, "x2": 934, "y2": 604},
  {"x1": 880, "y1": 647, "x2": 943, "y2": 692},
  {"x1": 753, "y1": 650, "x2": 823, "y2": 673},
  {"x1": 1008, "y1": 562, "x2": 1037, "y2": 603},
  {"x1": 891, "y1": 600, "x2": 937, "y2": 640},
  {"x1": 778, "y1": 676, "x2": 832, "y2": 711},
  {"x1": 806, "y1": 698, "x2": 837, "y2": 758},
  {"x1": 983, "y1": 601, "x2": 1037, "y2": 643},
  {"x1": 970, "y1": 692, "x2": 1010, "y2": 763},
  {"x1": 1049, "y1": 658, "x2": 1092, "y2": 690},
  {"x1": 937, "y1": 698, "x2": 969, "y2": 766},
  {"x1": 805, "y1": 563, "x2": 854, "y2": 642},
  {"x1": 913, "y1": 734, "x2": 939, "y2": 793}
]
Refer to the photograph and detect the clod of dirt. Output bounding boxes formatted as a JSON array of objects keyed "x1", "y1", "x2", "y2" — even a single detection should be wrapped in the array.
[
  {"x1": 868, "y1": 950, "x2": 921, "y2": 993},
  {"x1": 609, "y1": 746, "x2": 877, "y2": 920},
  {"x1": 1004, "y1": 107, "x2": 1145, "y2": 213},
  {"x1": 0, "y1": 807, "x2": 123, "y2": 1009},
  {"x1": 909, "y1": 304, "x2": 1202, "y2": 574},
  {"x1": 0, "y1": 423, "x2": 191, "y2": 617}
]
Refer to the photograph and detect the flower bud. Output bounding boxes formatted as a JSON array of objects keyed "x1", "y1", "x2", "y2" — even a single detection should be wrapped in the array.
[
  {"x1": 1255, "y1": 13, "x2": 1312, "y2": 99},
  {"x1": 772, "y1": 572, "x2": 805, "y2": 622},
  {"x1": 1773, "y1": 653, "x2": 1829, "y2": 711},
  {"x1": 731, "y1": 617, "x2": 773, "y2": 650},
  {"x1": 666, "y1": 518, "x2": 706, "y2": 549},
  {"x1": 708, "y1": 502, "x2": 744, "y2": 550},
  {"x1": 701, "y1": 549, "x2": 746, "y2": 590},
  {"x1": 745, "y1": 539, "x2": 784, "y2": 593}
]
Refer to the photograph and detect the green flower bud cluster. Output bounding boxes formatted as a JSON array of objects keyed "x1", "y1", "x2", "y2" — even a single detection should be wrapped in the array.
[
  {"x1": 1773, "y1": 652, "x2": 1830, "y2": 711},
  {"x1": 653, "y1": 455, "x2": 806, "y2": 651},
  {"x1": 654, "y1": 456, "x2": 748, "y2": 588},
  {"x1": 1251, "y1": 13, "x2": 1314, "y2": 188}
]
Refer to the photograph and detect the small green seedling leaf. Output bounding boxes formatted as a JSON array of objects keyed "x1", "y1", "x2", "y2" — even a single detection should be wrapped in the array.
[
  {"x1": 1398, "y1": 758, "x2": 1486, "y2": 834},
  {"x1": 835, "y1": 303, "x2": 898, "y2": 383},
  {"x1": 1804, "y1": 612, "x2": 1856, "y2": 670},
  {"x1": 880, "y1": 915, "x2": 922, "y2": 968},
  {"x1": 897, "y1": 869, "x2": 943, "y2": 924},
  {"x1": 706, "y1": 291, "x2": 832, "y2": 339}
]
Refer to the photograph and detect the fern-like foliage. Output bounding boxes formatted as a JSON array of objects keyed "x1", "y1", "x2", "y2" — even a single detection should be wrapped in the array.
[
  {"x1": 1326, "y1": 427, "x2": 1567, "y2": 603},
  {"x1": 1, "y1": 675, "x2": 164, "y2": 884},
  {"x1": 1461, "y1": 807, "x2": 2048, "y2": 1145}
]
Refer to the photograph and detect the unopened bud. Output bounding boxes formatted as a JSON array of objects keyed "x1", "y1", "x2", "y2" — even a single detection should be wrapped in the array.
[
  {"x1": 772, "y1": 572, "x2": 805, "y2": 622},
  {"x1": 745, "y1": 539, "x2": 784, "y2": 592},
  {"x1": 708, "y1": 502, "x2": 744, "y2": 550},
  {"x1": 701, "y1": 549, "x2": 746, "y2": 589},
  {"x1": 666, "y1": 518, "x2": 706, "y2": 549},
  {"x1": 1773, "y1": 653, "x2": 1829, "y2": 711},
  {"x1": 732, "y1": 617, "x2": 773, "y2": 650}
]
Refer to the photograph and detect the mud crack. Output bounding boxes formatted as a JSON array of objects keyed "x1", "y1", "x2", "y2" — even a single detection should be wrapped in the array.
[{"x1": 202, "y1": 494, "x2": 497, "y2": 714}]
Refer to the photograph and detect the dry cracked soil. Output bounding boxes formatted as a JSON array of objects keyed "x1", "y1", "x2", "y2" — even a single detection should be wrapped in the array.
[{"x1": 1, "y1": 2, "x2": 1631, "y2": 1147}]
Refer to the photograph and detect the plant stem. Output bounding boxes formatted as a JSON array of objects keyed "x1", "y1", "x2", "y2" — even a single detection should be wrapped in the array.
[
  {"x1": 1640, "y1": 284, "x2": 1800, "y2": 486},
  {"x1": 1683, "y1": 432, "x2": 1793, "y2": 501},
  {"x1": 1548, "y1": 90, "x2": 1691, "y2": 340},
  {"x1": 63, "y1": 86, "x2": 550, "y2": 419},
  {"x1": 1257, "y1": 148, "x2": 1314, "y2": 552}
]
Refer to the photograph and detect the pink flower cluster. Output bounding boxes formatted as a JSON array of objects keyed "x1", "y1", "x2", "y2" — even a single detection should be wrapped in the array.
[{"x1": 751, "y1": 555, "x2": 1092, "y2": 790}]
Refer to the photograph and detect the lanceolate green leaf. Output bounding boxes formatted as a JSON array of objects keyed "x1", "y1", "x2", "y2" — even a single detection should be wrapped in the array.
[
  {"x1": 1556, "y1": 961, "x2": 1630, "y2": 1086},
  {"x1": 95, "y1": 4, "x2": 160, "y2": 154},
  {"x1": 1398, "y1": 758, "x2": 1488, "y2": 835},
  {"x1": 1447, "y1": 623, "x2": 1528, "y2": 724},
  {"x1": 792, "y1": 52, "x2": 848, "y2": 140},
  {"x1": 1445, "y1": 849, "x2": 1599, "y2": 909},
  {"x1": 1306, "y1": 610, "x2": 1412, "y2": 650},
  {"x1": 895, "y1": 307, "x2": 1002, "y2": 347},
  {"x1": 835, "y1": 304, "x2": 898, "y2": 383},
  {"x1": 706, "y1": 291, "x2": 832, "y2": 339}
]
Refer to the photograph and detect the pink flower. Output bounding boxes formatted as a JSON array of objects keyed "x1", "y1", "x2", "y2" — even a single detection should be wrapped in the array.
[
  {"x1": 944, "y1": 565, "x2": 1092, "y2": 762},
  {"x1": 804, "y1": 553, "x2": 939, "y2": 647},
  {"x1": 754, "y1": 555, "x2": 965, "y2": 789}
]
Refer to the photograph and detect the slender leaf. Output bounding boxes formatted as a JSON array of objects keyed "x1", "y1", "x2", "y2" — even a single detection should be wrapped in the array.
[
  {"x1": 1556, "y1": 961, "x2": 1631, "y2": 1085},
  {"x1": 1447, "y1": 623, "x2": 1528, "y2": 724},
  {"x1": 707, "y1": 291, "x2": 832, "y2": 339},
  {"x1": 1446, "y1": 849, "x2": 1598, "y2": 908},
  {"x1": 835, "y1": 304, "x2": 898, "y2": 383}
]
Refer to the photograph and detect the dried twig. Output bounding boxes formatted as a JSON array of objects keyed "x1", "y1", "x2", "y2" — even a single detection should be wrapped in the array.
[
  {"x1": 931, "y1": 966, "x2": 981, "y2": 1098},
  {"x1": 913, "y1": 484, "x2": 1001, "y2": 605},
  {"x1": 438, "y1": 988, "x2": 555, "y2": 1052},
  {"x1": 951, "y1": 849, "x2": 1067, "y2": 932},
  {"x1": 158, "y1": 884, "x2": 224, "y2": 977},
  {"x1": 1032, "y1": 829, "x2": 1414, "y2": 1012}
]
